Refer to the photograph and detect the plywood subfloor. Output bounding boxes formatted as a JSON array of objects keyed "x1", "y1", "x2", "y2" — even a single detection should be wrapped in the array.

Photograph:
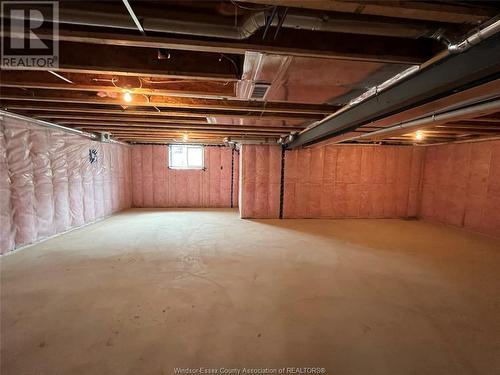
[{"x1": 1, "y1": 209, "x2": 499, "y2": 374}]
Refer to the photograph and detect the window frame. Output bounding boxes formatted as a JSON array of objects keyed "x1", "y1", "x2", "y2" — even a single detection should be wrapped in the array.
[{"x1": 168, "y1": 144, "x2": 205, "y2": 170}]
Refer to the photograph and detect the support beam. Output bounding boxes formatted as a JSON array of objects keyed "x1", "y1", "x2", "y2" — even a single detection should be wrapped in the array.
[
  {"x1": 56, "y1": 123, "x2": 300, "y2": 133},
  {"x1": 43, "y1": 41, "x2": 243, "y2": 80},
  {"x1": 6, "y1": 27, "x2": 436, "y2": 64},
  {"x1": 0, "y1": 102, "x2": 322, "y2": 120},
  {"x1": 288, "y1": 32, "x2": 500, "y2": 148},
  {"x1": 81, "y1": 129, "x2": 285, "y2": 136},
  {"x1": 30, "y1": 114, "x2": 306, "y2": 128},
  {"x1": 0, "y1": 88, "x2": 336, "y2": 115},
  {"x1": 38, "y1": 115, "x2": 209, "y2": 124},
  {"x1": 242, "y1": 1, "x2": 497, "y2": 24},
  {"x1": 0, "y1": 71, "x2": 237, "y2": 99}
]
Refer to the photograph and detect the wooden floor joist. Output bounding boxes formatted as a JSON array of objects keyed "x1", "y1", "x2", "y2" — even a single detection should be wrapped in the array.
[
  {"x1": 0, "y1": 89, "x2": 336, "y2": 115},
  {"x1": 0, "y1": 104, "x2": 322, "y2": 121},
  {"x1": 0, "y1": 71, "x2": 237, "y2": 99},
  {"x1": 8, "y1": 26, "x2": 436, "y2": 65},
  {"x1": 2, "y1": 0, "x2": 498, "y2": 144}
]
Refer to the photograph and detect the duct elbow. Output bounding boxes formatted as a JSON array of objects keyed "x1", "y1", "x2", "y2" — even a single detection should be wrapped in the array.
[
  {"x1": 238, "y1": 12, "x2": 266, "y2": 40},
  {"x1": 448, "y1": 40, "x2": 471, "y2": 54}
]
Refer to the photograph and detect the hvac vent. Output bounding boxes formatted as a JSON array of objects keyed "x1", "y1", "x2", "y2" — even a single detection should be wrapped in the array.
[
  {"x1": 98, "y1": 132, "x2": 112, "y2": 142},
  {"x1": 250, "y1": 83, "x2": 271, "y2": 100}
]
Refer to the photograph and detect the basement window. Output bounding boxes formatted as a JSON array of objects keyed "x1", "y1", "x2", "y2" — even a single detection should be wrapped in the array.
[{"x1": 168, "y1": 144, "x2": 204, "y2": 169}]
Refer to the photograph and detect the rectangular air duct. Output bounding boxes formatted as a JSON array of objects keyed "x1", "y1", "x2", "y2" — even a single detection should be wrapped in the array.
[{"x1": 250, "y1": 83, "x2": 271, "y2": 100}]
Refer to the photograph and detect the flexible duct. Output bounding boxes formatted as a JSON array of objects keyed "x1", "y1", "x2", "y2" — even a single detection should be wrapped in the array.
[{"x1": 4, "y1": 6, "x2": 438, "y2": 39}]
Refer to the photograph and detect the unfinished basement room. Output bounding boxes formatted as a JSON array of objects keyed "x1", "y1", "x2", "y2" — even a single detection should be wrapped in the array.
[{"x1": 1, "y1": 1, "x2": 500, "y2": 374}]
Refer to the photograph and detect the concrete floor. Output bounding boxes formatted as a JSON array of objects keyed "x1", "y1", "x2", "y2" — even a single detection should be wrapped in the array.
[{"x1": 1, "y1": 209, "x2": 499, "y2": 375}]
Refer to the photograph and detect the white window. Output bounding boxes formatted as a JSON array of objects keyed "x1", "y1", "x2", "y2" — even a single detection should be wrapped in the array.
[{"x1": 168, "y1": 144, "x2": 204, "y2": 169}]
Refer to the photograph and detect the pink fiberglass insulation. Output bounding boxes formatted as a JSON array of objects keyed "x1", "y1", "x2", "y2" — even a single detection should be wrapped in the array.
[
  {"x1": 233, "y1": 149, "x2": 240, "y2": 208},
  {"x1": 0, "y1": 115, "x2": 132, "y2": 254},
  {"x1": 239, "y1": 145, "x2": 281, "y2": 218},
  {"x1": 131, "y1": 145, "x2": 238, "y2": 208},
  {"x1": 284, "y1": 145, "x2": 425, "y2": 218},
  {"x1": 420, "y1": 140, "x2": 500, "y2": 238},
  {"x1": 0, "y1": 125, "x2": 15, "y2": 252},
  {"x1": 238, "y1": 144, "x2": 424, "y2": 219}
]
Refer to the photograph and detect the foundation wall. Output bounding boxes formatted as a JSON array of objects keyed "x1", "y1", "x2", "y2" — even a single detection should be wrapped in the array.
[
  {"x1": 238, "y1": 144, "x2": 424, "y2": 219},
  {"x1": 0, "y1": 115, "x2": 132, "y2": 254},
  {"x1": 284, "y1": 145, "x2": 425, "y2": 218},
  {"x1": 3, "y1": 114, "x2": 498, "y2": 254},
  {"x1": 131, "y1": 145, "x2": 238, "y2": 208},
  {"x1": 420, "y1": 140, "x2": 500, "y2": 238},
  {"x1": 239, "y1": 145, "x2": 281, "y2": 218},
  {"x1": 239, "y1": 142, "x2": 500, "y2": 238}
]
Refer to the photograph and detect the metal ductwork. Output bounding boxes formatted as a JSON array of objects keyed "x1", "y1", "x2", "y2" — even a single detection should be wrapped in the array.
[
  {"x1": 447, "y1": 16, "x2": 500, "y2": 53},
  {"x1": 5, "y1": 6, "x2": 442, "y2": 40},
  {"x1": 291, "y1": 17, "x2": 500, "y2": 147},
  {"x1": 342, "y1": 99, "x2": 500, "y2": 143}
]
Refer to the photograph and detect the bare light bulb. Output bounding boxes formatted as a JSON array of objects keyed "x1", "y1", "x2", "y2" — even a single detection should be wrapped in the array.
[
  {"x1": 415, "y1": 130, "x2": 424, "y2": 141},
  {"x1": 123, "y1": 91, "x2": 132, "y2": 103},
  {"x1": 182, "y1": 133, "x2": 189, "y2": 141}
]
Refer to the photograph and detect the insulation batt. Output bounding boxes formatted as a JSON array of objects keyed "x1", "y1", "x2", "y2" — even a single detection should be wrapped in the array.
[
  {"x1": 238, "y1": 144, "x2": 500, "y2": 238},
  {"x1": 420, "y1": 140, "x2": 500, "y2": 238},
  {"x1": 239, "y1": 144, "x2": 424, "y2": 219},
  {"x1": 2, "y1": 114, "x2": 499, "y2": 255},
  {"x1": 0, "y1": 116, "x2": 132, "y2": 254},
  {"x1": 283, "y1": 145, "x2": 424, "y2": 219},
  {"x1": 239, "y1": 145, "x2": 281, "y2": 218},
  {"x1": 131, "y1": 145, "x2": 238, "y2": 208}
]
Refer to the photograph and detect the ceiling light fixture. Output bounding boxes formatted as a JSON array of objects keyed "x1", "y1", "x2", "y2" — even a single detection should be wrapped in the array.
[
  {"x1": 123, "y1": 90, "x2": 133, "y2": 103},
  {"x1": 415, "y1": 130, "x2": 425, "y2": 141},
  {"x1": 183, "y1": 133, "x2": 189, "y2": 141}
]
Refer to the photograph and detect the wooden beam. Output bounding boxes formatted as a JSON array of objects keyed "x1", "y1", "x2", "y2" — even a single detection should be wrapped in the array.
[
  {"x1": 57, "y1": 123, "x2": 299, "y2": 133},
  {"x1": 242, "y1": 1, "x2": 497, "y2": 24},
  {"x1": 0, "y1": 71, "x2": 237, "y2": 99},
  {"x1": 414, "y1": 128, "x2": 500, "y2": 135},
  {"x1": 54, "y1": 41, "x2": 243, "y2": 80},
  {"x1": 0, "y1": 88, "x2": 335, "y2": 115},
  {"x1": 30, "y1": 114, "x2": 307, "y2": 128},
  {"x1": 80, "y1": 131, "x2": 287, "y2": 139},
  {"x1": 436, "y1": 123, "x2": 500, "y2": 131},
  {"x1": 0, "y1": 103, "x2": 321, "y2": 121},
  {"x1": 40, "y1": 115, "x2": 209, "y2": 124},
  {"x1": 84, "y1": 130, "x2": 285, "y2": 136},
  {"x1": 7, "y1": 26, "x2": 434, "y2": 64},
  {"x1": 462, "y1": 117, "x2": 500, "y2": 123},
  {"x1": 446, "y1": 120, "x2": 500, "y2": 127}
]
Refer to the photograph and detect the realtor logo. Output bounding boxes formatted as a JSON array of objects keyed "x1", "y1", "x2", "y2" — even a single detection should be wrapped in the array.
[{"x1": 1, "y1": 1, "x2": 59, "y2": 69}]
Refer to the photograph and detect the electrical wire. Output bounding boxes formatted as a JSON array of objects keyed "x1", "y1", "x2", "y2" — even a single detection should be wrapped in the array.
[
  {"x1": 92, "y1": 76, "x2": 143, "y2": 89},
  {"x1": 230, "y1": 0, "x2": 273, "y2": 11},
  {"x1": 92, "y1": 77, "x2": 231, "y2": 87},
  {"x1": 219, "y1": 54, "x2": 240, "y2": 78},
  {"x1": 140, "y1": 78, "x2": 231, "y2": 86}
]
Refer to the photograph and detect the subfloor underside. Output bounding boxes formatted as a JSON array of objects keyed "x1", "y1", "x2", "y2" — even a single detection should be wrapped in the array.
[{"x1": 1, "y1": 209, "x2": 499, "y2": 375}]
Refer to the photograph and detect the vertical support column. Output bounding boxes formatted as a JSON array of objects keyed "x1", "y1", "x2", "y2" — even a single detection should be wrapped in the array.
[
  {"x1": 279, "y1": 145, "x2": 286, "y2": 219},
  {"x1": 230, "y1": 147, "x2": 235, "y2": 208}
]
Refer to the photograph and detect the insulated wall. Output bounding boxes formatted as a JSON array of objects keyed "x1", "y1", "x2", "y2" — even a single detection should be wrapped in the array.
[
  {"x1": 284, "y1": 145, "x2": 424, "y2": 218},
  {"x1": 420, "y1": 140, "x2": 500, "y2": 238},
  {"x1": 131, "y1": 145, "x2": 238, "y2": 208},
  {"x1": 0, "y1": 115, "x2": 132, "y2": 254},
  {"x1": 238, "y1": 144, "x2": 424, "y2": 219},
  {"x1": 239, "y1": 145, "x2": 281, "y2": 218}
]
